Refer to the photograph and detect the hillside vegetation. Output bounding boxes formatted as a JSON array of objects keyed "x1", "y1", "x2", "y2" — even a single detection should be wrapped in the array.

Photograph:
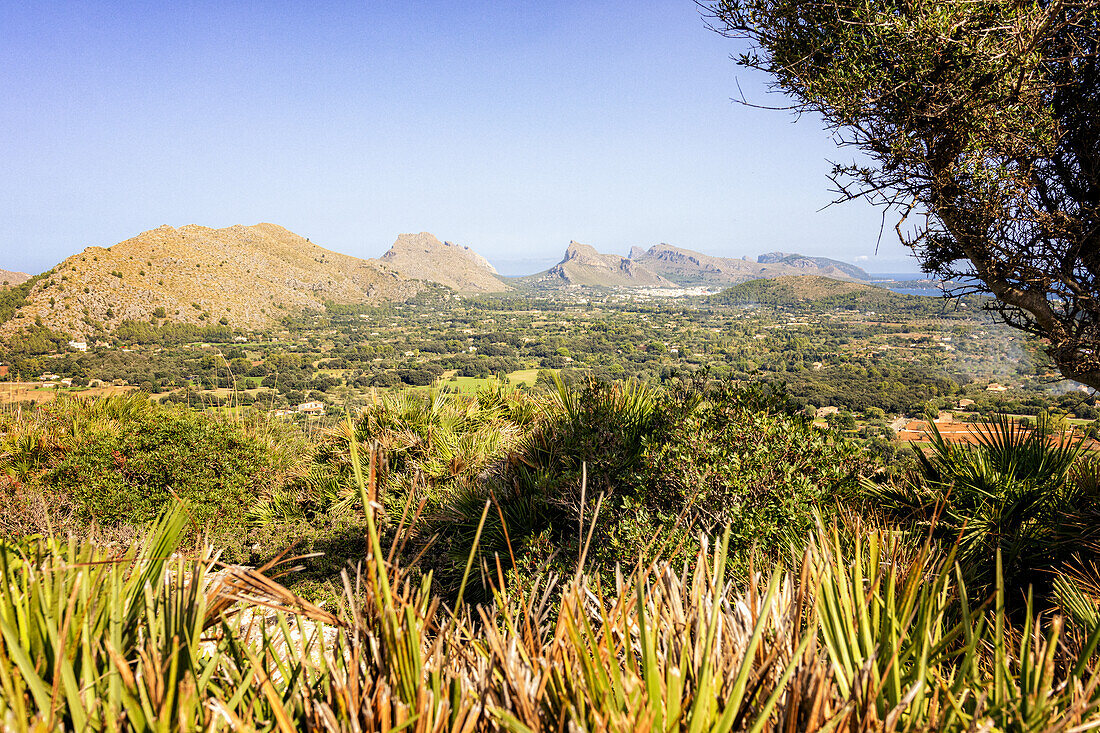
[
  {"x1": 0, "y1": 272, "x2": 46, "y2": 328},
  {"x1": 713, "y1": 274, "x2": 944, "y2": 312},
  {"x1": 4, "y1": 382, "x2": 1100, "y2": 730},
  {"x1": 0, "y1": 223, "x2": 424, "y2": 340},
  {"x1": 0, "y1": 381, "x2": 858, "y2": 582}
]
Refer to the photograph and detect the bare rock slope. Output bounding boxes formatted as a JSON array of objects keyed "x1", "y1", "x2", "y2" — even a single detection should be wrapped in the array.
[
  {"x1": 0, "y1": 269, "x2": 30, "y2": 287},
  {"x1": 629, "y1": 244, "x2": 870, "y2": 286},
  {"x1": 756, "y1": 251, "x2": 870, "y2": 281},
  {"x1": 375, "y1": 233, "x2": 509, "y2": 292},
  {"x1": 523, "y1": 241, "x2": 675, "y2": 288},
  {"x1": 1, "y1": 223, "x2": 423, "y2": 339}
]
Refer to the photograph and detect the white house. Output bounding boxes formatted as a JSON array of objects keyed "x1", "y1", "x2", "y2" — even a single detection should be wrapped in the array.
[
  {"x1": 296, "y1": 401, "x2": 325, "y2": 415},
  {"x1": 67, "y1": 340, "x2": 88, "y2": 352}
]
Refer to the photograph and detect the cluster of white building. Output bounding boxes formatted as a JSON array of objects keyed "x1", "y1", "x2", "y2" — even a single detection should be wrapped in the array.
[{"x1": 271, "y1": 400, "x2": 325, "y2": 417}]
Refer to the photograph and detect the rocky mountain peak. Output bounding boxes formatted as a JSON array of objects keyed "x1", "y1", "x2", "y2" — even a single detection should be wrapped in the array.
[
  {"x1": 562, "y1": 241, "x2": 603, "y2": 262},
  {"x1": 757, "y1": 251, "x2": 794, "y2": 264},
  {"x1": 377, "y1": 233, "x2": 508, "y2": 292}
]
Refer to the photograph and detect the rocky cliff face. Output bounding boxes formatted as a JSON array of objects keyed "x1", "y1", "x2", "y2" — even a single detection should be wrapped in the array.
[
  {"x1": 526, "y1": 241, "x2": 674, "y2": 288},
  {"x1": 630, "y1": 244, "x2": 870, "y2": 286},
  {"x1": 375, "y1": 232, "x2": 509, "y2": 292},
  {"x1": 757, "y1": 252, "x2": 870, "y2": 280},
  {"x1": 0, "y1": 223, "x2": 424, "y2": 339}
]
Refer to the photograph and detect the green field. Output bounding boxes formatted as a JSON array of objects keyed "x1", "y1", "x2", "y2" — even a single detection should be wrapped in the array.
[
  {"x1": 506, "y1": 368, "x2": 540, "y2": 387},
  {"x1": 440, "y1": 368, "x2": 545, "y2": 394}
]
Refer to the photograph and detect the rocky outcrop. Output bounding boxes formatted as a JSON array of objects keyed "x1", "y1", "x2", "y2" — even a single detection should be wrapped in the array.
[
  {"x1": 525, "y1": 241, "x2": 674, "y2": 288},
  {"x1": 375, "y1": 233, "x2": 509, "y2": 293}
]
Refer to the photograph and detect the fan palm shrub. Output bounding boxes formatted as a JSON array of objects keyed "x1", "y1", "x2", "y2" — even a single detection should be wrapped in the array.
[
  {"x1": 865, "y1": 412, "x2": 1100, "y2": 605},
  {"x1": 812, "y1": 517, "x2": 1100, "y2": 730},
  {"x1": 420, "y1": 376, "x2": 661, "y2": 598},
  {"x1": 240, "y1": 386, "x2": 543, "y2": 599},
  {"x1": 352, "y1": 386, "x2": 538, "y2": 509}
]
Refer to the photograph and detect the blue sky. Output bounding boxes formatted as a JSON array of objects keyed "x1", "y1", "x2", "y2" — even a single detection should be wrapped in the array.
[{"x1": 0, "y1": 1, "x2": 919, "y2": 276}]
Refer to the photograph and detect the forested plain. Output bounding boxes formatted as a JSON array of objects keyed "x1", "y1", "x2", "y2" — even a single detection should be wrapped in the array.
[{"x1": 3, "y1": 282, "x2": 1081, "y2": 418}]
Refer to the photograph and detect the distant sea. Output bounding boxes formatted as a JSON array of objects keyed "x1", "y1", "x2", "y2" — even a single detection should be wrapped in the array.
[
  {"x1": 867, "y1": 272, "x2": 945, "y2": 297},
  {"x1": 889, "y1": 287, "x2": 946, "y2": 297},
  {"x1": 867, "y1": 272, "x2": 930, "y2": 281}
]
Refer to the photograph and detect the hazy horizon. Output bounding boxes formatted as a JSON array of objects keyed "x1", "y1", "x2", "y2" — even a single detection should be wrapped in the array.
[{"x1": 1, "y1": 1, "x2": 921, "y2": 275}]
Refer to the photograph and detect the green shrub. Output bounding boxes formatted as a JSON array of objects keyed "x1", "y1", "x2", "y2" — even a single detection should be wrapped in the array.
[
  {"x1": 397, "y1": 365, "x2": 443, "y2": 386},
  {"x1": 638, "y1": 381, "x2": 863, "y2": 562},
  {"x1": 424, "y1": 378, "x2": 866, "y2": 599},
  {"x1": 48, "y1": 410, "x2": 264, "y2": 528},
  {"x1": 0, "y1": 394, "x2": 302, "y2": 542}
]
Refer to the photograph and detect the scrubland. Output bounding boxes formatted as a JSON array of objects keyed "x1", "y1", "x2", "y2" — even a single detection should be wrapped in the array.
[{"x1": 3, "y1": 379, "x2": 1100, "y2": 729}]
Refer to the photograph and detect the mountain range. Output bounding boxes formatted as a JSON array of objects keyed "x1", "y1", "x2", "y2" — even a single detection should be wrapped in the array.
[
  {"x1": 518, "y1": 241, "x2": 675, "y2": 288},
  {"x1": 2, "y1": 223, "x2": 877, "y2": 340},
  {"x1": 514, "y1": 241, "x2": 870, "y2": 290},
  {"x1": 0, "y1": 224, "x2": 424, "y2": 339},
  {"x1": 756, "y1": 252, "x2": 870, "y2": 280},
  {"x1": 0, "y1": 269, "x2": 30, "y2": 287},
  {"x1": 627, "y1": 244, "x2": 869, "y2": 287}
]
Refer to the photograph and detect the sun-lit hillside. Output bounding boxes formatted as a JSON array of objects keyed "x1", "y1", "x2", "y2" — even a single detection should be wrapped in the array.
[
  {"x1": 0, "y1": 223, "x2": 423, "y2": 339},
  {"x1": 0, "y1": 269, "x2": 30, "y2": 287},
  {"x1": 376, "y1": 232, "x2": 510, "y2": 292},
  {"x1": 521, "y1": 241, "x2": 674, "y2": 288},
  {"x1": 714, "y1": 274, "x2": 922, "y2": 306}
]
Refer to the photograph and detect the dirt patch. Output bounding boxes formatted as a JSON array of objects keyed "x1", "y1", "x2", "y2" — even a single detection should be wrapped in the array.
[{"x1": 0, "y1": 383, "x2": 136, "y2": 406}]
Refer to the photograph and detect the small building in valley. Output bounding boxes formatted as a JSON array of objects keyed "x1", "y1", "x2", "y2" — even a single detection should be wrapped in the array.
[{"x1": 297, "y1": 400, "x2": 325, "y2": 415}]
